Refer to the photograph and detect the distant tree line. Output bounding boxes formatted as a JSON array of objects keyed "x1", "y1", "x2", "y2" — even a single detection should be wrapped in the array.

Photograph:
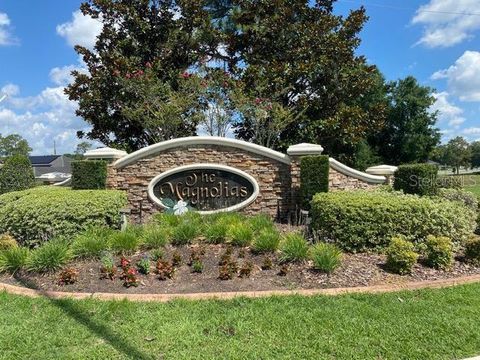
[{"x1": 431, "y1": 137, "x2": 480, "y2": 174}]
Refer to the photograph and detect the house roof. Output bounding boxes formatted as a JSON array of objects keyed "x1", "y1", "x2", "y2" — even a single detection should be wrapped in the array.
[{"x1": 29, "y1": 155, "x2": 61, "y2": 165}]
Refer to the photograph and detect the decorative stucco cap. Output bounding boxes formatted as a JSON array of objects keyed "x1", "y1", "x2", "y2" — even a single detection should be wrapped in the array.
[
  {"x1": 286, "y1": 143, "x2": 324, "y2": 156},
  {"x1": 365, "y1": 164, "x2": 398, "y2": 176},
  {"x1": 84, "y1": 147, "x2": 128, "y2": 160}
]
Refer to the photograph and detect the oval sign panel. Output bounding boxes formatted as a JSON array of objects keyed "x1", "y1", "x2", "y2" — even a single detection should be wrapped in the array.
[{"x1": 148, "y1": 164, "x2": 259, "y2": 214}]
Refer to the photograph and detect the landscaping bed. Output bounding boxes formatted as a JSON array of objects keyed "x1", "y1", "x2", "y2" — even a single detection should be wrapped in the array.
[
  {"x1": 1, "y1": 188, "x2": 480, "y2": 296},
  {"x1": 2, "y1": 244, "x2": 480, "y2": 295}
]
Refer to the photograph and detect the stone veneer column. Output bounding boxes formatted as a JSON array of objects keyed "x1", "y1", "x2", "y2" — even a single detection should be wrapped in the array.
[{"x1": 286, "y1": 143, "x2": 325, "y2": 212}]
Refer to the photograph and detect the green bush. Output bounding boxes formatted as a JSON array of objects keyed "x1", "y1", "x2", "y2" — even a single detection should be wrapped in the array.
[
  {"x1": 142, "y1": 226, "x2": 171, "y2": 249},
  {"x1": 71, "y1": 160, "x2": 108, "y2": 190},
  {"x1": 386, "y1": 237, "x2": 419, "y2": 275},
  {"x1": 0, "y1": 155, "x2": 35, "y2": 195},
  {"x1": 465, "y1": 236, "x2": 480, "y2": 264},
  {"x1": 437, "y1": 188, "x2": 478, "y2": 211},
  {"x1": 27, "y1": 239, "x2": 72, "y2": 273},
  {"x1": 171, "y1": 222, "x2": 198, "y2": 245},
  {"x1": 109, "y1": 230, "x2": 141, "y2": 254},
  {"x1": 228, "y1": 223, "x2": 253, "y2": 247},
  {"x1": 394, "y1": 163, "x2": 438, "y2": 196},
  {"x1": 311, "y1": 191, "x2": 476, "y2": 252},
  {"x1": 0, "y1": 187, "x2": 127, "y2": 245},
  {"x1": 437, "y1": 176, "x2": 462, "y2": 189},
  {"x1": 0, "y1": 233, "x2": 18, "y2": 250},
  {"x1": 309, "y1": 243, "x2": 342, "y2": 274},
  {"x1": 424, "y1": 235, "x2": 454, "y2": 270},
  {"x1": 299, "y1": 155, "x2": 329, "y2": 208},
  {"x1": 251, "y1": 227, "x2": 280, "y2": 253},
  {"x1": 279, "y1": 233, "x2": 309, "y2": 262},
  {"x1": 0, "y1": 247, "x2": 29, "y2": 273},
  {"x1": 71, "y1": 227, "x2": 112, "y2": 259}
]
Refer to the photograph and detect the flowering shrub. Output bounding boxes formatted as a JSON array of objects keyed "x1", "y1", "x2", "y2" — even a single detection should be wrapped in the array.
[
  {"x1": 57, "y1": 267, "x2": 79, "y2": 286},
  {"x1": 156, "y1": 260, "x2": 175, "y2": 280},
  {"x1": 122, "y1": 267, "x2": 139, "y2": 288}
]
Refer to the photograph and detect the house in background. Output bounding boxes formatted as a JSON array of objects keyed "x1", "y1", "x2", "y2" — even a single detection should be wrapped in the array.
[{"x1": 29, "y1": 155, "x2": 72, "y2": 183}]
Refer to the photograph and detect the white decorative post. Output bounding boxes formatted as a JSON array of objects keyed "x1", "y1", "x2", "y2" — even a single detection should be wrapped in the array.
[{"x1": 365, "y1": 165, "x2": 398, "y2": 185}]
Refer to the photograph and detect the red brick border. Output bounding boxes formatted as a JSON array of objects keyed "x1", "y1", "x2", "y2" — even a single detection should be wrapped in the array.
[{"x1": 2, "y1": 274, "x2": 480, "y2": 302}]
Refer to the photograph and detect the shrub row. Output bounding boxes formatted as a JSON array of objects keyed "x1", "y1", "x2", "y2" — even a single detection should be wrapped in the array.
[
  {"x1": 0, "y1": 155, "x2": 35, "y2": 195},
  {"x1": 394, "y1": 163, "x2": 438, "y2": 196},
  {"x1": 71, "y1": 160, "x2": 108, "y2": 190},
  {"x1": 0, "y1": 187, "x2": 127, "y2": 245},
  {"x1": 299, "y1": 155, "x2": 329, "y2": 209},
  {"x1": 310, "y1": 190, "x2": 477, "y2": 252}
]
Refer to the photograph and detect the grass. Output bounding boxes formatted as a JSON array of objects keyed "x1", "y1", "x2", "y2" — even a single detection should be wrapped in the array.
[
  {"x1": 1, "y1": 284, "x2": 480, "y2": 359},
  {"x1": 463, "y1": 174, "x2": 480, "y2": 196},
  {"x1": 27, "y1": 239, "x2": 72, "y2": 273},
  {"x1": 71, "y1": 227, "x2": 112, "y2": 259},
  {"x1": 444, "y1": 174, "x2": 480, "y2": 196},
  {"x1": 251, "y1": 227, "x2": 280, "y2": 254},
  {"x1": 279, "y1": 232, "x2": 309, "y2": 262},
  {"x1": 309, "y1": 242, "x2": 342, "y2": 274}
]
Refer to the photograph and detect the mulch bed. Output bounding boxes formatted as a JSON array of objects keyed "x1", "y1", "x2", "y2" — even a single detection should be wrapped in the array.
[{"x1": 1, "y1": 244, "x2": 480, "y2": 294}]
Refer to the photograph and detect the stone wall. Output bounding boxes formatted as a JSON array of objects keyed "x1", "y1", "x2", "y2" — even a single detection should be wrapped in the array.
[
  {"x1": 108, "y1": 144, "x2": 292, "y2": 223},
  {"x1": 329, "y1": 168, "x2": 380, "y2": 191},
  {"x1": 101, "y1": 138, "x2": 388, "y2": 224}
]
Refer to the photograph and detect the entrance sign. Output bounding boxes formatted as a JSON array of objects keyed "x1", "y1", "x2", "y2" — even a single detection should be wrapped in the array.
[{"x1": 148, "y1": 164, "x2": 259, "y2": 214}]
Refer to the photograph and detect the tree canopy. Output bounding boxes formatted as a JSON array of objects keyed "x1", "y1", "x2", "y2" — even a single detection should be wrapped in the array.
[
  {"x1": 369, "y1": 77, "x2": 440, "y2": 165},
  {"x1": 0, "y1": 134, "x2": 32, "y2": 158},
  {"x1": 65, "y1": 0, "x2": 440, "y2": 165}
]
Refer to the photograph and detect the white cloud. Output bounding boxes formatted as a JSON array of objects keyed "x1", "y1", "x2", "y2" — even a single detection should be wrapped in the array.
[
  {"x1": 463, "y1": 127, "x2": 480, "y2": 135},
  {"x1": 412, "y1": 0, "x2": 480, "y2": 48},
  {"x1": 49, "y1": 64, "x2": 85, "y2": 86},
  {"x1": 0, "y1": 12, "x2": 17, "y2": 46},
  {"x1": 431, "y1": 51, "x2": 480, "y2": 102},
  {"x1": 431, "y1": 92, "x2": 466, "y2": 128},
  {"x1": 1, "y1": 83, "x2": 19, "y2": 97},
  {"x1": 0, "y1": 83, "x2": 97, "y2": 155},
  {"x1": 56, "y1": 10, "x2": 102, "y2": 49}
]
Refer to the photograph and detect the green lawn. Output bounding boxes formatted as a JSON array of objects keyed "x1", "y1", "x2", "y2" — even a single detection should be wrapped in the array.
[
  {"x1": 2, "y1": 284, "x2": 480, "y2": 359},
  {"x1": 463, "y1": 175, "x2": 480, "y2": 196}
]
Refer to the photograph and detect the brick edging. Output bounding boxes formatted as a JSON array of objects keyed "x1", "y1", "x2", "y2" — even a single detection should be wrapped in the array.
[{"x1": 2, "y1": 274, "x2": 480, "y2": 302}]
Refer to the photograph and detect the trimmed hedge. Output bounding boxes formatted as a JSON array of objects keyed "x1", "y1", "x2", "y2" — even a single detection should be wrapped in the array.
[
  {"x1": 310, "y1": 190, "x2": 476, "y2": 252},
  {"x1": 0, "y1": 187, "x2": 127, "y2": 246},
  {"x1": 394, "y1": 163, "x2": 438, "y2": 196},
  {"x1": 300, "y1": 155, "x2": 329, "y2": 209},
  {"x1": 71, "y1": 160, "x2": 108, "y2": 190},
  {"x1": 0, "y1": 155, "x2": 35, "y2": 194}
]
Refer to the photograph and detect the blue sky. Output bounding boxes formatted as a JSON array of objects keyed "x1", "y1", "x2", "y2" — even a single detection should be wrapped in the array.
[{"x1": 0, "y1": 0, "x2": 479, "y2": 154}]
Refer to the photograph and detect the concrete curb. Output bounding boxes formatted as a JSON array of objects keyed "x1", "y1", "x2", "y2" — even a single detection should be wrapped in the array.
[{"x1": 2, "y1": 274, "x2": 480, "y2": 302}]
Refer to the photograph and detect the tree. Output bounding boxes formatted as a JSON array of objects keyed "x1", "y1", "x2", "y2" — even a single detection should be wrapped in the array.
[
  {"x1": 0, "y1": 155, "x2": 35, "y2": 194},
  {"x1": 65, "y1": 0, "x2": 220, "y2": 151},
  {"x1": 444, "y1": 137, "x2": 471, "y2": 174},
  {"x1": 196, "y1": 67, "x2": 241, "y2": 137},
  {"x1": 226, "y1": 0, "x2": 387, "y2": 158},
  {"x1": 352, "y1": 139, "x2": 381, "y2": 171},
  {"x1": 0, "y1": 134, "x2": 32, "y2": 158},
  {"x1": 75, "y1": 141, "x2": 93, "y2": 155},
  {"x1": 370, "y1": 77, "x2": 440, "y2": 165},
  {"x1": 470, "y1": 141, "x2": 480, "y2": 169}
]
